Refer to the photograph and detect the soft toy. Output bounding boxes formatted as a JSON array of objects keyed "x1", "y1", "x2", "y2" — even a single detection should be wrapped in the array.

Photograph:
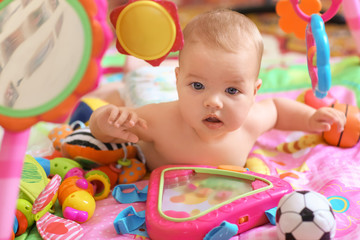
[
  {"x1": 48, "y1": 96, "x2": 147, "y2": 186},
  {"x1": 276, "y1": 190, "x2": 336, "y2": 240},
  {"x1": 61, "y1": 127, "x2": 138, "y2": 167},
  {"x1": 48, "y1": 124, "x2": 75, "y2": 152},
  {"x1": 48, "y1": 126, "x2": 146, "y2": 184}
]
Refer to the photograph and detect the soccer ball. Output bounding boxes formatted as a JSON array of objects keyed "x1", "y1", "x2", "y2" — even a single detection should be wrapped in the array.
[{"x1": 276, "y1": 190, "x2": 336, "y2": 240}]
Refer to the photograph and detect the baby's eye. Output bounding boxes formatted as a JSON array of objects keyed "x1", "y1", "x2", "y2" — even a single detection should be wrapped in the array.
[
  {"x1": 225, "y1": 87, "x2": 239, "y2": 95},
  {"x1": 191, "y1": 82, "x2": 204, "y2": 90}
]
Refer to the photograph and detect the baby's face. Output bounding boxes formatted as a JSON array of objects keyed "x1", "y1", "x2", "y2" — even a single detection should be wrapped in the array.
[{"x1": 176, "y1": 41, "x2": 261, "y2": 139}]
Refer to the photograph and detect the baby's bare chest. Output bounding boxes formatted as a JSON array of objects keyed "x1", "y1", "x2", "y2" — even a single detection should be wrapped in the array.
[{"x1": 139, "y1": 130, "x2": 254, "y2": 170}]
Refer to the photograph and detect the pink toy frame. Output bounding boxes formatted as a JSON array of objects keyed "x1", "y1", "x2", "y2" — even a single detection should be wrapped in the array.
[{"x1": 146, "y1": 165, "x2": 293, "y2": 240}]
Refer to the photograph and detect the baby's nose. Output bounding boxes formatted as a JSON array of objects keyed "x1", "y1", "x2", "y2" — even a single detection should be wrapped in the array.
[{"x1": 204, "y1": 95, "x2": 223, "y2": 109}]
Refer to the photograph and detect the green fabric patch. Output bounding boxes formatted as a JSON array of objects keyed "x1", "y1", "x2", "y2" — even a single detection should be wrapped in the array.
[{"x1": 259, "y1": 56, "x2": 360, "y2": 106}]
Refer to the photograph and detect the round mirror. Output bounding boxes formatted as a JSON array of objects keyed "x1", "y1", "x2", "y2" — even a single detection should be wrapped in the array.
[
  {"x1": 0, "y1": 0, "x2": 108, "y2": 131},
  {"x1": 0, "y1": 1, "x2": 112, "y2": 239}
]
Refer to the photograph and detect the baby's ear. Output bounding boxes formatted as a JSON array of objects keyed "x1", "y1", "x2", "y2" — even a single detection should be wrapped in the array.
[{"x1": 254, "y1": 79, "x2": 262, "y2": 95}]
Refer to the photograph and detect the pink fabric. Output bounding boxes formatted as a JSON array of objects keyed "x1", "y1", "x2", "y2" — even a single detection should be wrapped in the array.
[{"x1": 81, "y1": 86, "x2": 360, "y2": 239}]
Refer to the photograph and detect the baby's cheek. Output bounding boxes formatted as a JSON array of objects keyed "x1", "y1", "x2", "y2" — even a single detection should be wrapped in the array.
[{"x1": 227, "y1": 113, "x2": 246, "y2": 130}]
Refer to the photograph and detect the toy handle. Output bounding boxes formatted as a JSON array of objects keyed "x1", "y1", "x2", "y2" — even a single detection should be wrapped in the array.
[
  {"x1": 289, "y1": 0, "x2": 342, "y2": 22},
  {"x1": 306, "y1": 14, "x2": 331, "y2": 99},
  {"x1": 0, "y1": 129, "x2": 30, "y2": 240}
]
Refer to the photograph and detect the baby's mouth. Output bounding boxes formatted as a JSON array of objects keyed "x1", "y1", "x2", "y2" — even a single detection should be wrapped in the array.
[
  {"x1": 205, "y1": 117, "x2": 221, "y2": 123},
  {"x1": 203, "y1": 115, "x2": 224, "y2": 129}
]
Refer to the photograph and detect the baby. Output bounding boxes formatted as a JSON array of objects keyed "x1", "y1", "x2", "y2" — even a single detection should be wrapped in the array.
[{"x1": 89, "y1": 9, "x2": 346, "y2": 170}]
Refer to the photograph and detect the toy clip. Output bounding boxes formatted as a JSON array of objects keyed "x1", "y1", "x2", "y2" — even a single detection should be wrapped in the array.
[
  {"x1": 203, "y1": 221, "x2": 238, "y2": 240},
  {"x1": 113, "y1": 206, "x2": 146, "y2": 235},
  {"x1": 112, "y1": 184, "x2": 148, "y2": 204},
  {"x1": 265, "y1": 207, "x2": 278, "y2": 225}
]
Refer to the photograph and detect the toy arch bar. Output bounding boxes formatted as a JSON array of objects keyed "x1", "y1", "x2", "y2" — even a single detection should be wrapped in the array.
[
  {"x1": 289, "y1": 0, "x2": 342, "y2": 23},
  {"x1": 110, "y1": 0, "x2": 184, "y2": 66}
]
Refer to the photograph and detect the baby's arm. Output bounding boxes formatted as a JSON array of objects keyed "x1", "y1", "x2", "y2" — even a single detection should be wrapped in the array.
[
  {"x1": 272, "y1": 98, "x2": 346, "y2": 132},
  {"x1": 89, "y1": 104, "x2": 147, "y2": 143}
]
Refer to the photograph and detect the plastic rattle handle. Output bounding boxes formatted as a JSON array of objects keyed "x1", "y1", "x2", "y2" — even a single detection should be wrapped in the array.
[
  {"x1": 306, "y1": 14, "x2": 331, "y2": 98},
  {"x1": 63, "y1": 207, "x2": 89, "y2": 223}
]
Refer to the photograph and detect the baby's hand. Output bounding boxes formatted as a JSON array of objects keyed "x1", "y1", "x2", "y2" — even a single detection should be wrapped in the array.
[
  {"x1": 308, "y1": 107, "x2": 346, "y2": 133},
  {"x1": 97, "y1": 105, "x2": 147, "y2": 142}
]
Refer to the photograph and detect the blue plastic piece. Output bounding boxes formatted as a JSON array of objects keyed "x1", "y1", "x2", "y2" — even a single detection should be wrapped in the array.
[
  {"x1": 13, "y1": 215, "x2": 18, "y2": 233},
  {"x1": 113, "y1": 206, "x2": 147, "y2": 236},
  {"x1": 203, "y1": 221, "x2": 238, "y2": 240},
  {"x1": 311, "y1": 14, "x2": 331, "y2": 99},
  {"x1": 34, "y1": 157, "x2": 50, "y2": 176},
  {"x1": 265, "y1": 207, "x2": 277, "y2": 225},
  {"x1": 112, "y1": 184, "x2": 148, "y2": 204}
]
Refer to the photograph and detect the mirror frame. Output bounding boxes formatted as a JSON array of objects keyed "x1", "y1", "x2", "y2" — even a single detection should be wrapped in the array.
[{"x1": 0, "y1": 0, "x2": 111, "y2": 131}]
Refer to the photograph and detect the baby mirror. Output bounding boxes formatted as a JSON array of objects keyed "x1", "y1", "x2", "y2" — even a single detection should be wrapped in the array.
[{"x1": 0, "y1": 0, "x2": 111, "y2": 238}]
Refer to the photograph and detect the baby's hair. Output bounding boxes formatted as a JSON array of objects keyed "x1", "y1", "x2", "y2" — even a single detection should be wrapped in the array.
[{"x1": 181, "y1": 8, "x2": 264, "y2": 70}]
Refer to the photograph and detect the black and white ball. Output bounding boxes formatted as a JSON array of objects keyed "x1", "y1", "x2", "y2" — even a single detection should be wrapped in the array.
[{"x1": 276, "y1": 190, "x2": 336, "y2": 240}]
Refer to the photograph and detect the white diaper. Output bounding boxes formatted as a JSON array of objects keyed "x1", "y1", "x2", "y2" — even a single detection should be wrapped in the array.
[{"x1": 120, "y1": 66, "x2": 178, "y2": 107}]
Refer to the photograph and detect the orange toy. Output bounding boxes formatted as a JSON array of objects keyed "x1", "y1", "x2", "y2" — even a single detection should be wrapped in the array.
[
  {"x1": 48, "y1": 124, "x2": 74, "y2": 151},
  {"x1": 323, "y1": 103, "x2": 360, "y2": 148},
  {"x1": 276, "y1": 0, "x2": 321, "y2": 39},
  {"x1": 60, "y1": 128, "x2": 137, "y2": 167},
  {"x1": 118, "y1": 159, "x2": 147, "y2": 184}
]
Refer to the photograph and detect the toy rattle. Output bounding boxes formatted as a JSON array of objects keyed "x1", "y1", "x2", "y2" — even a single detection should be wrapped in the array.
[
  {"x1": 58, "y1": 176, "x2": 96, "y2": 223},
  {"x1": 276, "y1": 0, "x2": 342, "y2": 99}
]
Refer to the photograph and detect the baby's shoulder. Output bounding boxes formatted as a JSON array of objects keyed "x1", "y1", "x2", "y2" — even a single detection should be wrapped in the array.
[
  {"x1": 136, "y1": 101, "x2": 179, "y2": 121},
  {"x1": 251, "y1": 98, "x2": 275, "y2": 115},
  {"x1": 137, "y1": 101, "x2": 177, "y2": 113},
  {"x1": 246, "y1": 99, "x2": 277, "y2": 133}
]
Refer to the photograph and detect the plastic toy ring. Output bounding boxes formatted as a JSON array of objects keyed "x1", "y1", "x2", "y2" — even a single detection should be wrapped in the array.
[
  {"x1": 85, "y1": 170, "x2": 111, "y2": 201},
  {"x1": 289, "y1": 0, "x2": 342, "y2": 23},
  {"x1": 306, "y1": 14, "x2": 331, "y2": 98},
  {"x1": 118, "y1": 158, "x2": 131, "y2": 166},
  {"x1": 115, "y1": 0, "x2": 176, "y2": 60}
]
